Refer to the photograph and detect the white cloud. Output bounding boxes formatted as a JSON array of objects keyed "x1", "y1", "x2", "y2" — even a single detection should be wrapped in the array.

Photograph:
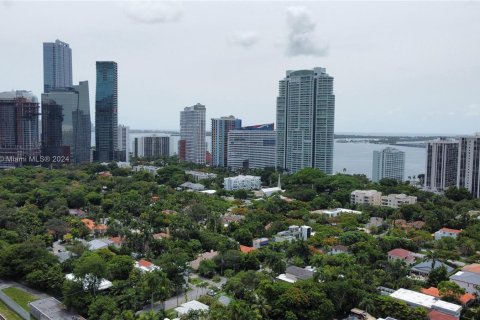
[
  {"x1": 229, "y1": 31, "x2": 259, "y2": 48},
  {"x1": 122, "y1": 1, "x2": 183, "y2": 24},
  {"x1": 285, "y1": 6, "x2": 328, "y2": 57}
]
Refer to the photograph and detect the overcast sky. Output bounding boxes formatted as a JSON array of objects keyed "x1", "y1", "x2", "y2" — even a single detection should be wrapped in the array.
[{"x1": 1, "y1": 1, "x2": 479, "y2": 134}]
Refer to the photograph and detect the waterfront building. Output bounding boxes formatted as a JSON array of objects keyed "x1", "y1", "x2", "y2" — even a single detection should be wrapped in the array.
[
  {"x1": 211, "y1": 116, "x2": 241, "y2": 167},
  {"x1": 134, "y1": 136, "x2": 169, "y2": 158},
  {"x1": 94, "y1": 61, "x2": 118, "y2": 162},
  {"x1": 276, "y1": 67, "x2": 335, "y2": 174},
  {"x1": 457, "y1": 135, "x2": 480, "y2": 198},
  {"x1": 227, "y1": 123, "x2": 276, "y2": 170},
  {"x1": 43, "y1": 39, "x2": 72, "y2": 93},
  {"x1": 425, "y1": 138, "x2": 458, "y2": 192},
  {"x1": 179, "y1": 103, "x2": 206, "y2": 164},
  {"x1": 0, "y1": 91, "x2": 40, "y2": 166},
  {"x1": 372, "y1": 147, "x2": 405, "y2": 182}
]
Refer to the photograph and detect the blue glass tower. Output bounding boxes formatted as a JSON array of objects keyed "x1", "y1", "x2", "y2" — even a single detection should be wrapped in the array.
[{"x1": 94, "y1": 61, "x2": 118, "y2": 162}]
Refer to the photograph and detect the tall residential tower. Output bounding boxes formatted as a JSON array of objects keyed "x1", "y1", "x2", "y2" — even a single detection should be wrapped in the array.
[
  {"x1": 276, "y1": 68, "x2": 335, "y2": 174},
  {"x1": 94, "y1": 61, "x2": 118, "y2": 162},
  {"x1": 372, "y1": 147, "x2": 405, "y2": 182},
  {"x1": 211, "y1": 116, "x2": 241, "y2": 167},
  {"x1": 43, "y1": 40, "x2": 73, "y2": 93},
  {"x1": 424, "y1": 138, "x2": 458, "y2": 192},
  {"x1": 179, "y1": 104, "x2": 206, "y2": 164}
]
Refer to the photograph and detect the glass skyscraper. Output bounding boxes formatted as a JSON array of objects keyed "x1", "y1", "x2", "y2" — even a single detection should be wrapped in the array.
[
  {"x1": 276, "y1": 67, "x2": 335, "y2": 174},
  {"x1": 43, "y1": 40, "x2": 73, "y2": 93},
  {"x1": 94, "y1": 61, "x2": 118, "y2": 162},
  {"x1": 41, "y1": 81, "x2": 91, "y2": 164},
  {"x1": 211, "y1": 116, "x2": 242, "y2": 167}
]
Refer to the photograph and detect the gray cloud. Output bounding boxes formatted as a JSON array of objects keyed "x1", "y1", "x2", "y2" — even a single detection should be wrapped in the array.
[
  {"x1": 229, "y1": 31, "x2": 259, "y2": 48},
  {"x1": 122, "y1": 1, "x2": 182, "y2": 24},
  {"x1": 285, "y1": 6, "x2": 328, "y2": 57}
]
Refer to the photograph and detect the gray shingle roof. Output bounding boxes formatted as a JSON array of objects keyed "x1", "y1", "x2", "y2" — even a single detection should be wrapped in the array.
[
  {"x1": 450, "y1": 271, "x2": 480, "y2": 285},
  {"x1": 411, "y1": 260, "x2": 454, "y2": 274},
  {"x1": 285, "y1": 266, "x2": 314, "y2": 280}
]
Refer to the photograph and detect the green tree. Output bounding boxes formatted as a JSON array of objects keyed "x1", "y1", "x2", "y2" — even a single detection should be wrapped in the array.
[{"x1": 74, "y1": 252, "x2": 107, "y2": 296}]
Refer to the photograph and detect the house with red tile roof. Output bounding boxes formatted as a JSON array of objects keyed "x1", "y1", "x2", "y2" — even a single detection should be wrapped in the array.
[
  {"x1": 462, "y1": 263, "x2": 480, "y2": 274},
  {"x1": 387, "y1": 248, "x2": 416, "y2": 265},
  {"x1": 108, "y1": 236, "x2": 124, "y2": 248},
  {"x1": 421, "y1": 287, "x2": 476, "y2": 306},
  {"x1": 135, "y1": 259, "x2": 160, "y2": 272},
  {"x1": 428, "y1": 310, "x2": 458, "y2": 320},
  {"x1": 239, "y1": 245, "x2": 256, "y2": 254},
  {"x1": 435, "y1": 228, "x2": 461, "y2": 241},
  {"x1": 81, "y1": 218, "x2": 107, "y2": 236}
]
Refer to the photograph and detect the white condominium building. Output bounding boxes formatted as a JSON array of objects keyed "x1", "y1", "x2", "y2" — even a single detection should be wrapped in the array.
[
  {"x1": 381, "y1": 194, "x2": 417, "y2": 208},
  {"x1": 351, "y1": 190, "x2": 382, "y2": 206},
  {"x1": 180, "y1": 103, "x2": 206, "y2": 164},
  {"x1": 227, "y1": 123, "x2": 276, "y2": 170},
  {"x1": 224, "y1": 175, "x2": 261, "y2": 191},
  {"x1": 372, "y1": 147, "x2": 405, "y2": 182}
]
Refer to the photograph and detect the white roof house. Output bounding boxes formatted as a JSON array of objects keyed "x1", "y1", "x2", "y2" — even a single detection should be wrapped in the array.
[
  {"x1": 311, "y1": 208, "x2": 362, "y2": 218},
  {"x1": 65, "y1": 273, "x2": 112, "y2": 291},
  {"x1": 389, "y1": 288, "x2": 462, "y2": 318},
  {"x1": 174, "y1": 300, "x2": 209, "y2": 316}
]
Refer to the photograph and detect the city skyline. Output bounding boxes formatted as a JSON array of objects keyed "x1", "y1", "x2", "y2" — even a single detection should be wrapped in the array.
[{"x1": 1, "y1": 2, "x2": 479, "y2": 134}]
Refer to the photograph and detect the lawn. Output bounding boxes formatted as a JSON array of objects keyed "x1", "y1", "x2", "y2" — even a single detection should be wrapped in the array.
[
  {"x1": 0, "y1": 300, "x2": 23, "y2": 320},
  {"x1": 1, "y1": 287, "x2": 38, "y2": 311}
]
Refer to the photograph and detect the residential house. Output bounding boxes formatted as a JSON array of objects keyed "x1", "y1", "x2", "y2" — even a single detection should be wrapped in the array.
[
  {"x1": 387, "y1": 248, "x2": 416, "y2": 265},
  {"x1": 311, "y1": 208, "x2": 362, "y2": 218},
  {"x1": 239, "y1": 245, "x2": 256, "y2": 254},
  {"x1": 81, "y1": 218, "x2": 107, "y2": 236},
  {"x1": 252, "y1": 237, "x2": 269, "y2": 249},
  {"x1": 435, "y1": 228, "x2": 461, "y2": 241},
  {"x1": 108, "y1": 236, "x2": 124, "y2": 248},
  {"x1": 153, "y1": 232, "x2": 171, "y2": 240},
  {"x1": 394, "y1": 219, "x2": 426, "y2": 230},
  {"x1": 135, "y1": 259, "x2": 160, "y2": 272},
  {"x1": 421, "y1": 287, "x2": 476, "y2": 306},
  {"x1": 190, "y1": 250, "x2": 219, "y2": 271},
  {"x1": 365, "y1": 217, "x2": 384, "y2": 230},
  {"x1": 179, "y1": 182, "x2": 206, "y2": 191},
  {"x1": 174, "y1": 300, "x2": 209, "y2": 317},
  {"x1": 65, "y1": 273, "x2": 112, "y2": 291},
  {"x1": 389, "y1": 288, "x2": 462, "y2": 320},
  {"x1": 87, "y1": 238, "x2": 113, "y2": 251},
  {"x1": 449, "y1": 271, "x2": 480, "y2": 294},
  {"x1": 330, "y1": 245, "x2": 349, "y2": 255},
  {"x1": 411, "y1": 260, "x2": 454, "y2": 277},
  {"x1": 276, "y1": 265, "x2": 315, "y2": 283},
  {"x1": 274, "y1": 225, "x2": 312, "y2": 242}
]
